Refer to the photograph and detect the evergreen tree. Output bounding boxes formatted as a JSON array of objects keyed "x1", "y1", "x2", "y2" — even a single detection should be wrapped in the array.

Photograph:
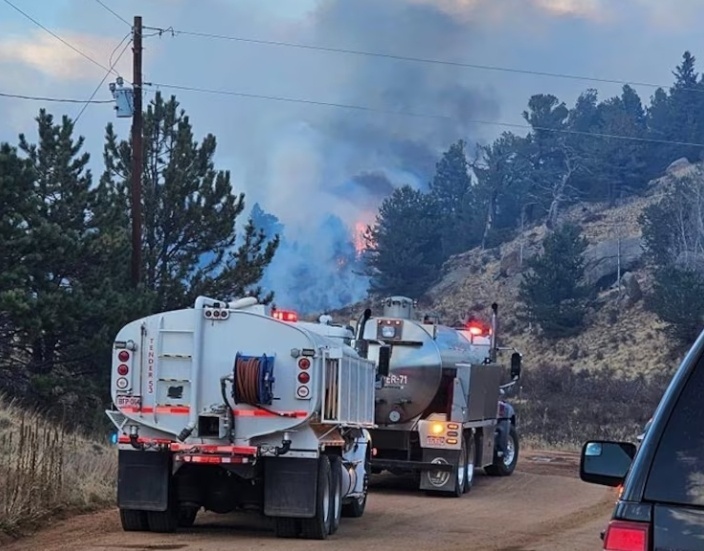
[
  {"x1": 646, "y1": 51, "x2": 704, "y2": 171},
  {"x1": 100, "y1": 92, "x2": 279, "y2": 310},
  {"x1": 517, "y1": 223, "x2": 591, "y2": 338},
  {"x1": 0, "y1": 110, "x2": 145, "y2": 425},
  {"x1": 429, "y1": 139, "x2": 472, "y2": 258},
  {"x1": 590, "y1": 86, "x2": 648, "y2": 202},
  {"x1": 0, "y1": 144, "x2": 35, "y2": 376},
  {"x1": 363, "y1": 186, "x2": 443, "y2": 298},
  {"x1": 471, "y1": 132, "x2": 535, "y2": 248},
  {"x1": 640, "y1": 170, "x2": 704, "y2": 343}
]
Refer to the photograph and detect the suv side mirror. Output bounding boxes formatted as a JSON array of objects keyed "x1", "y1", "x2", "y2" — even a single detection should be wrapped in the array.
[
  {"x1": 510, "y1": 352, "x2": 522, "y2": 380},
  {"x1": 580, "y1": 440, "x2": 637, "y2": 487},
  {"x1": 377, "y1": 345, "x2": 391, "y2": 378}
]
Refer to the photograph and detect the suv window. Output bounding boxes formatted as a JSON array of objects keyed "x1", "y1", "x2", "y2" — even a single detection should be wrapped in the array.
[{"x1": 644, "y1": 353, "x2": 704, "y2": 506}]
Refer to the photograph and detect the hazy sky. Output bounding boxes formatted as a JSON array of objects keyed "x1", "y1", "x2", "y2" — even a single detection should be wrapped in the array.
[{"x1": 1, "y1": 0, "x2": 702, "y2": 232}]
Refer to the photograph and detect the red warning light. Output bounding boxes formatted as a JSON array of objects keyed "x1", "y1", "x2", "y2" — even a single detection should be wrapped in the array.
[
  {"x1": 466, "y1": 322, "x2": 491, "y2": 336},
  {"x1": 273, "y1": 309, "x2": 298, "y2": 322}
]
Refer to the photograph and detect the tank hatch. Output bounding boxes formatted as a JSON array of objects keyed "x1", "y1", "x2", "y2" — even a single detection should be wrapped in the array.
[{"x1": 381, "y1": 296, "x2": 416, "y2": 319}]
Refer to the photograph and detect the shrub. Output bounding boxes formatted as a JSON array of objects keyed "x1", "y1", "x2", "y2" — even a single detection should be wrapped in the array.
[{"x1": 517, "y1": 364, "x2": 670, "y2": 446}]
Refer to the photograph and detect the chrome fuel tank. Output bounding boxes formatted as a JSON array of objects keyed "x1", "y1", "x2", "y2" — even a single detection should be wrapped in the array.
[{"x1": 364, "y1": 317, "x2": 489, "y2": 426}]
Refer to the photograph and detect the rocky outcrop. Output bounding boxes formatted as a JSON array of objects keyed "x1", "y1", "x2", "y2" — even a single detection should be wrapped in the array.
[
  {"x1": 666, "y1": 157, "x2": 691, "y2": 175},
  {"x1": 583, "y1": 237, "x2": 644, "y2": 287}
]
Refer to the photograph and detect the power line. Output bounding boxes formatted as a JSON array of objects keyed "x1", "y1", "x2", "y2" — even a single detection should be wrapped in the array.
[
  {"x1": 144, "y1": 81, "x2": 704, "y2": 149},
  {"x1": 75, "y1": 33, "x2": 132, "y2": 124},
  {"x1": 1, "y1": 0, "x2": 117, "y2": 76},
  {"x1": 167, "y1": 27, "x2": 695, "y2": 95},
  {"x1": 92, "y1": 0, "x2": 131, "y2": 27},
  {"x1": 0, "y1": 90, "x2": 113, "y2": 103}
]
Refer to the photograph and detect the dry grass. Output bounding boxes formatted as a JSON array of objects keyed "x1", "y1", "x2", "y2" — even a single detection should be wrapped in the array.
[{"x1": 0, "y1": 395, "x2": 116, "y2": 537}]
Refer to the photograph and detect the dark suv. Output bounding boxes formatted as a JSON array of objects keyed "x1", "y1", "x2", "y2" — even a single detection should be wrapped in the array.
[{"x1": 579, "y1": 330, "x2": 704, "y2": 551}]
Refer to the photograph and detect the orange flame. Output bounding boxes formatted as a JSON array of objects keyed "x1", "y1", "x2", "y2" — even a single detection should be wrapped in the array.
[{"x1": 354, "y1": 222, "x2": 367, "y2": 254}]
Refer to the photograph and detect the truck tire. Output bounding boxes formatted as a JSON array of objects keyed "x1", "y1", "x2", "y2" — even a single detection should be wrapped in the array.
[
  {"x1": 119, "y1": 508, "x2": 148, "y2": 531},
  {"x1": 341, "y1": 446, "x2": 370, "y2": 518},
  {"x1": 485, "y1": 424, "x2": 519, "y2": 477},
  {"x1": 274, "y1": 517, "x2": 301, "y2": 538},
  {"x1": 147, "y1": 506, "x2": 178, "y2": 533},
  {"x1": 177, "y1": 506, "x2": 199, "y2": 528},
  {"x1": 463, "y1": 433, "x2": 476, "y2": 494},
  {"x1": 300, "y1": 455, "x2": 333, "y2": 540},
  {"x1": 451, "y1": 438, "x2": 468, "y2": 497},
  {"x1": 328, "y1": 455, "x2": 343, "y2": 535}
]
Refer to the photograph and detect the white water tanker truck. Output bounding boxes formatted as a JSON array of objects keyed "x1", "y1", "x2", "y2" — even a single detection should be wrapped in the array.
[
  {"x1": 106, "y1": 296, "x2": 390, "y2": 539},
  {"x1": 353, "y1": 296, "x2": 522, "y2": 496}
]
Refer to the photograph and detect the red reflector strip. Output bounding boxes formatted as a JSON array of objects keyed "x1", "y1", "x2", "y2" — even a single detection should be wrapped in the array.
[
  {"x1": 169, "y1": 443, "x2": 257, "y2": 456},
  {"x1": 121, "y1": 406, "x2": 190, "y2": 415},
  {"x1": 179, "y1": 455, "x2": 251, "y2": 464},
  {"x1": 603, "y1": 520, "x2": 649, "y2": 551},
  {"x1": 233, "y1": 409, "x2": 307, "y2": 418},
  {"x1": 117, "y1": 436, "x2": 172, "y2": 445}
]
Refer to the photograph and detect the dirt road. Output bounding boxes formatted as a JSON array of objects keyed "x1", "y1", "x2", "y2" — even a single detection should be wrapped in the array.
[{"x1": 3, "y1": 451, "x2": 614, "y2": 551}]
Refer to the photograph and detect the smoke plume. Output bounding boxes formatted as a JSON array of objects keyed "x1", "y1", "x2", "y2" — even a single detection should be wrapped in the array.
[{"x1": 238, "y1": 0, "x2": 501, "y2": 312}]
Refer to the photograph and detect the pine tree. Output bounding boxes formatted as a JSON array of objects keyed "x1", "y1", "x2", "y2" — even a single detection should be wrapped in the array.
[
  {"x1": 518, "y1": 223, "x2": 591, "y2": 338},
  {"x1": 0, "y1": 110, "x2": 145, "y2": 425},
  {"x1": 640, "y1": 171, "x2": 704, "y2": 344},
  {"x1": 0, "y1": 144, "x2": 35, "y2": 374},
  {"x1": 364, "y1": 185, "x2": 443, "y2": 298},
  {"x1": 429, "y1": 140, "x2": 472, "y2": 258},
  {"x1": 100, "y1": 92, "x2": 279, "y2": 310}
]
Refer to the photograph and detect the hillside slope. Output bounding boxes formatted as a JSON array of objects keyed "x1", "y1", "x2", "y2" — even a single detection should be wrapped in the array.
[
  {"x1": 335, "y1": 162, "x2": 696, "y2": 378},
  {"x1": 424, "y1": 161, "x2": 702, "y2": 379},
  {"x1": 329, "y1": 162, "x2": 701, "y2": 445}
]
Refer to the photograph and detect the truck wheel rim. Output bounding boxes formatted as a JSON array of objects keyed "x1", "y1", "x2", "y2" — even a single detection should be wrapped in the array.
[
  {"x1": 503, "y1": 436, "x2": 515, "y2": 466},
  {"x1": 458, "y1": 446, "x2": 466, "y2": 486}
]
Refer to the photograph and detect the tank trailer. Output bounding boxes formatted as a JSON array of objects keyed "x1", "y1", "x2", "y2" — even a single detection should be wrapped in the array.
[
  {"x1": 353, "y1": 296, "x2": 522, "y2": 496},
  {"x1": 106, "y1": 296, "x2": 390, "y2": 539}
]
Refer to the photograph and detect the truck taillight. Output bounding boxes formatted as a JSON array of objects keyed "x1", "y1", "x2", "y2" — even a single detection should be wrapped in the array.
[
  {"x1": 117, "y1": 364, "x2": 129, "y2": 376},
  {"x1": 118, "y1": 350, "x2": 130, "y2": 362},
  {"x1": 295, "y1": 355, "x2": 312, "y2": 400},
  {"x1": 603, "y1": 520, "x2": 649, "y2": 551}
]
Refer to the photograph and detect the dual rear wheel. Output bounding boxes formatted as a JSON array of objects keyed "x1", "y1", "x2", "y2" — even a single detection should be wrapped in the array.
[
  {"x1": 275, "y1": 451, "x2": 367, "y2": 539},
  {"x1": 119, "y1": 504, "x2": 197, "y2": 533},
  {"x1": 452, "y1": 432, "x2": 476, "y2": 497}
]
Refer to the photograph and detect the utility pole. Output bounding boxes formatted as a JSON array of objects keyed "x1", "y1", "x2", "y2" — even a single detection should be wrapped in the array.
[{"x1": 131, "y1": 15, "x2": 143, "y2": 288}]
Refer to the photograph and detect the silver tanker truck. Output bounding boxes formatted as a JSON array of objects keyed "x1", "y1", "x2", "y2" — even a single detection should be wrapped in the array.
[{"x1": 353, "y1": 296, "x2": 522, "y2": 496}]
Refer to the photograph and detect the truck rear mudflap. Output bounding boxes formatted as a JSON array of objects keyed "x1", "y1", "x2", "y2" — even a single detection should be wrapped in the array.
[
  {"x1": 370, "y1": 452, "x2": 460, "y2": 494},
  {"x1": 118, "y1": 449, "x2": 171, "y2": 511}
]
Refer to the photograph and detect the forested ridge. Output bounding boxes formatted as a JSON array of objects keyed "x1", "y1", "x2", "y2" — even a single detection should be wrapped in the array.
[{"x1": 364, "y1": 51, "x2": 704, "y2": 348}]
